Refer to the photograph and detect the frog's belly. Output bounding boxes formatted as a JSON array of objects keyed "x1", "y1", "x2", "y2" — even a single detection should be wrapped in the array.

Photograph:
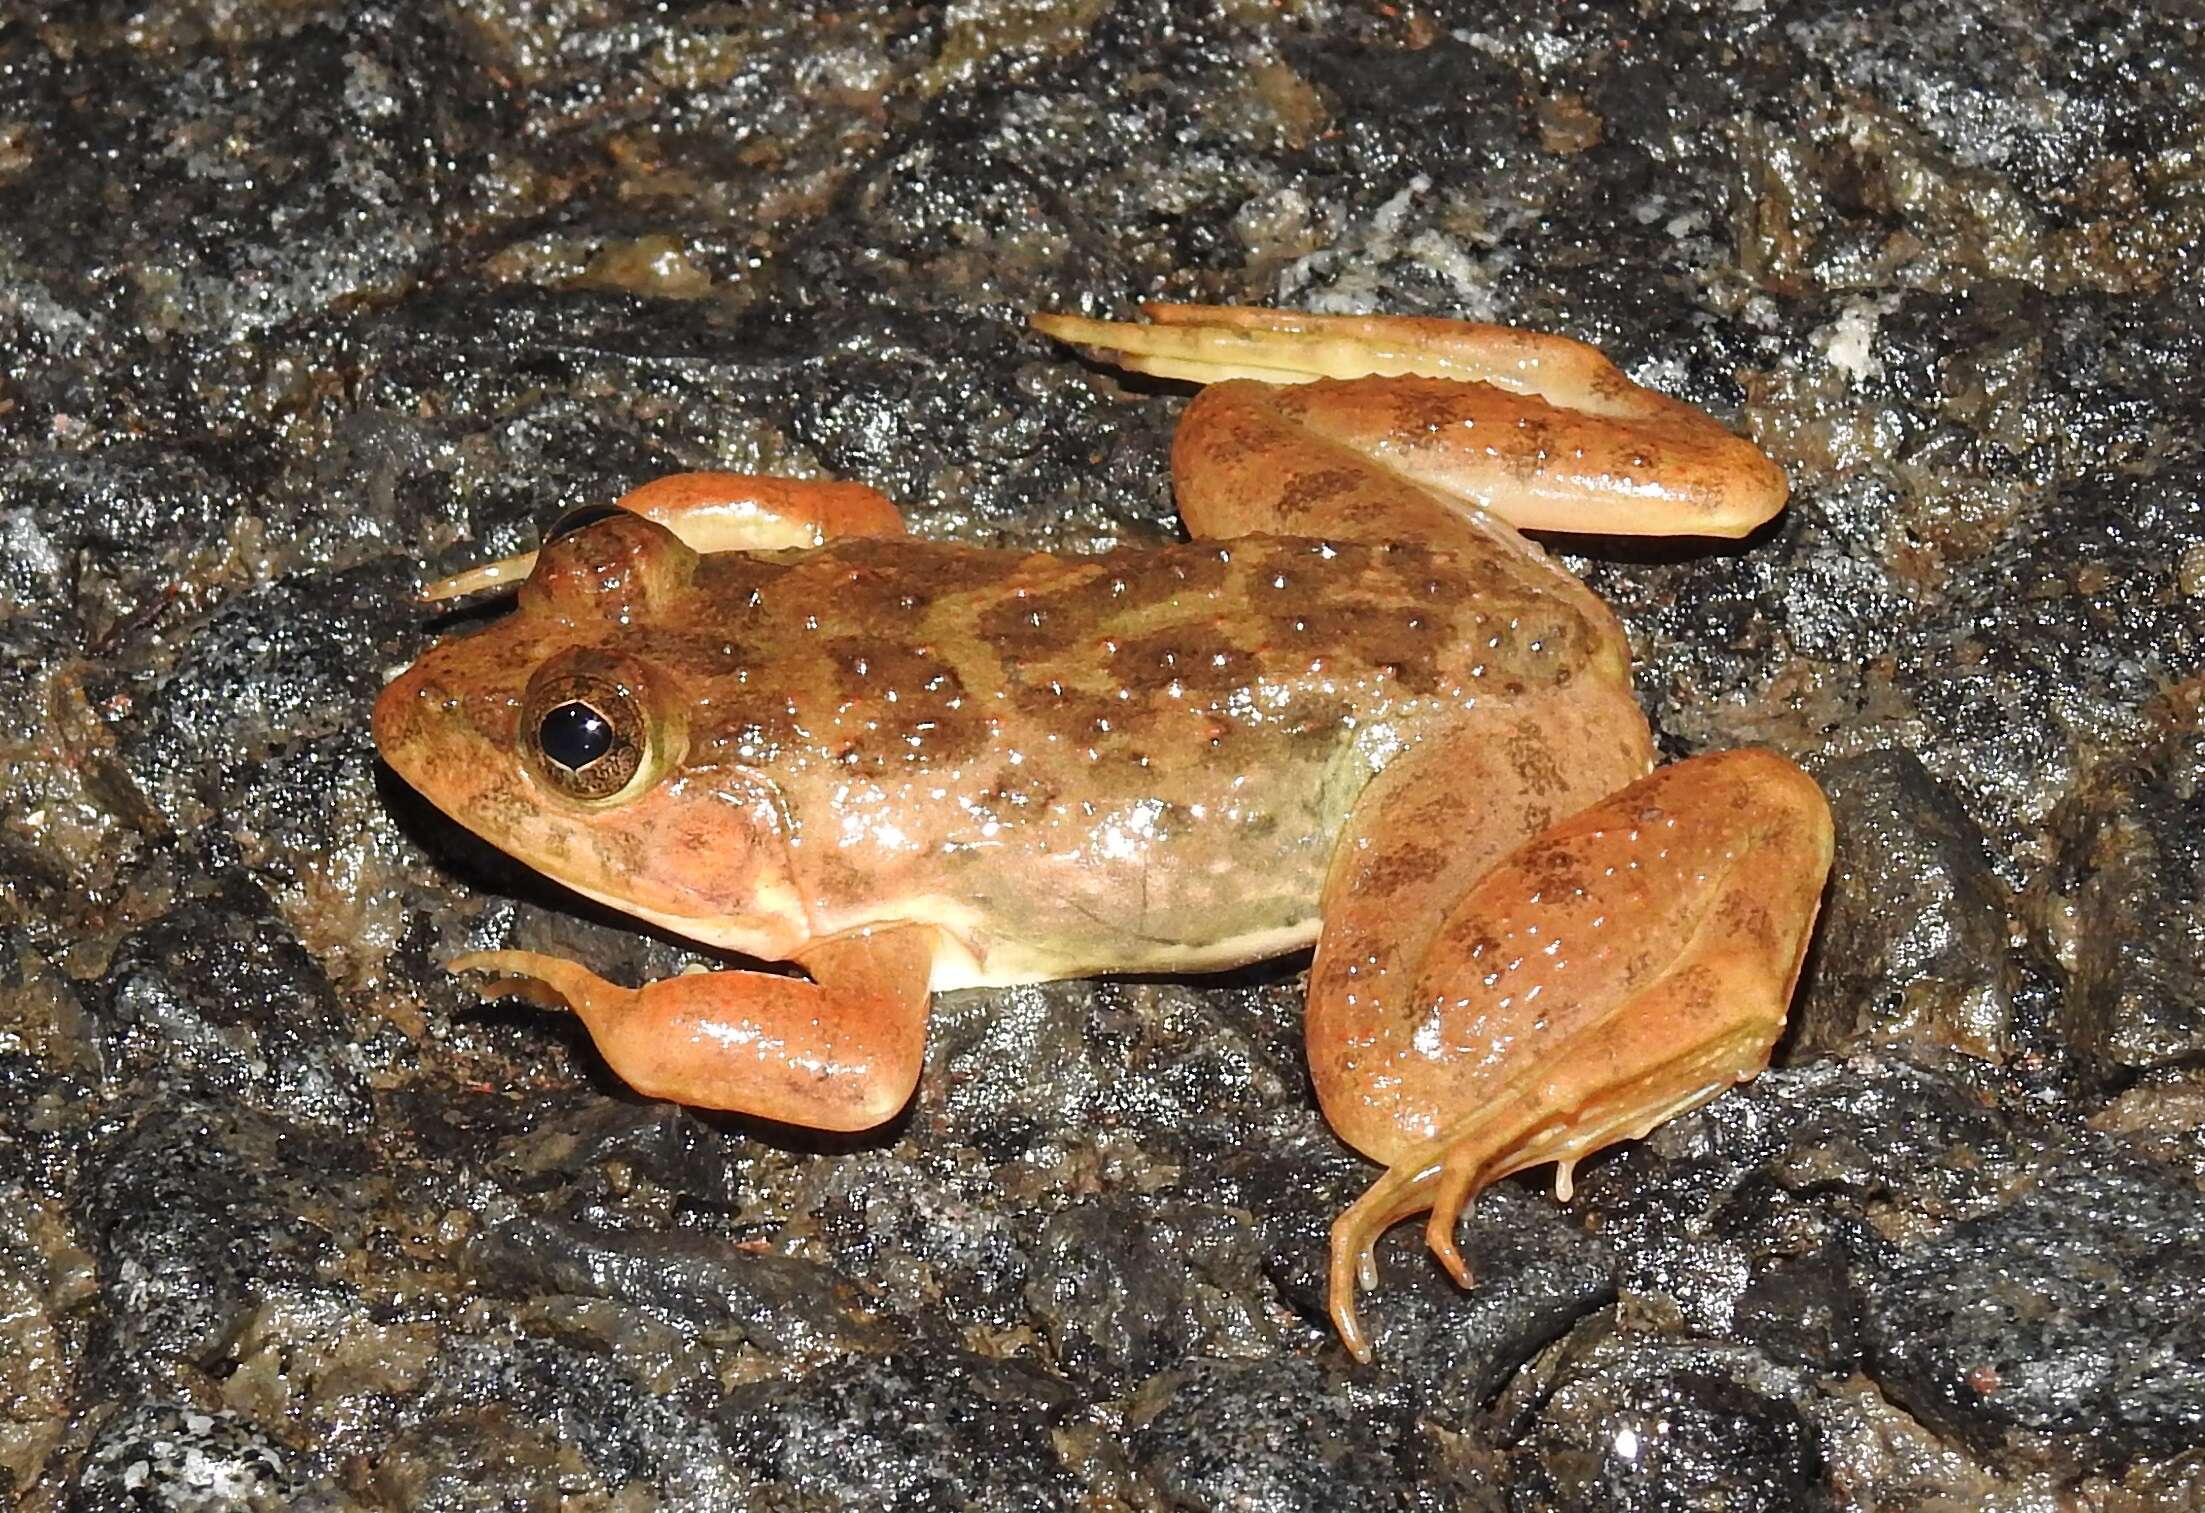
[
  {"x1": 915, "y1": 801, "x2": 1343, "y2": 990},
  {"x1": 923, "y1": 909, "x2": 1323, "y2": 992},
  {"x1": 785, "y1": 681, "x2": 1426, "y2": 989}
]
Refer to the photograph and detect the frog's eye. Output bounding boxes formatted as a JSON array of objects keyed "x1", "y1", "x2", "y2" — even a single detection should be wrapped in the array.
[
  {"x1": 521, "y1": 671, "x2": 652, "y2": 802},
  {"x1": 542, "y1": 502, "x2": 628, "y2": 546},
  {"x1": 539, "y1": 699, "x2": 624, "y2": 777}
]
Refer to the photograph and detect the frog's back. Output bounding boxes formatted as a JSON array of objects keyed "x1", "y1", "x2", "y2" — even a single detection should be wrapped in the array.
[{"x1": 664, "y1": 533, "x2": 1629, "y2": 984}]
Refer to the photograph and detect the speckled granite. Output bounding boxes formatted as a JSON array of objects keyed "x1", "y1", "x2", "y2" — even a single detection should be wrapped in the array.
[{"x1": 3, "y1": 3, "x2": 2202, "y2": 1509}]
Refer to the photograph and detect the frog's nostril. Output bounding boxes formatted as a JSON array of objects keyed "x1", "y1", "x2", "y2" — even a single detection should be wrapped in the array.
[{"x1": 374, "y1": 668, "x2": 452, "y2": 751}]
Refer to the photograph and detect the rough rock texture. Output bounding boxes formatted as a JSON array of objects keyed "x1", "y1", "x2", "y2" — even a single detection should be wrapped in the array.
[{"x1": 3, "y1": 2, "x2": 2202, "y2": 1508}]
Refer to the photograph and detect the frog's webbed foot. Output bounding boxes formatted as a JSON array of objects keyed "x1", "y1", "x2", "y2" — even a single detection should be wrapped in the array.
[
  {"x1": 422, "y1": 472, "x2": 908, "y2": 601},
  {"x1": 450, "y1": 924, "x2": 936, "y2": 1131},
  {"x1": 1309, "y1": 739, "x2": 1833, "y2": 1362},
  {"x1": 1032, "y1": 303, "x2": 1787, "y2": 541}
]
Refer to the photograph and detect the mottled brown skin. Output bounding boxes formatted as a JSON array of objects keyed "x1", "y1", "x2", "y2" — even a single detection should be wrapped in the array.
[
  {"x1": 379, "y1": 522, "x2": 1620, "y2": 980},
  {"x1": 375, "y1": 305, "x2": 1834, "y2": 1361}
]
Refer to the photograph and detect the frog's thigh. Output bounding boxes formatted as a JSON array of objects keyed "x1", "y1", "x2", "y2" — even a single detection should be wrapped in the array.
[
  {"x1": 454, "y1": 925, "x2": 935, "y2": 1131},
  {"x1": 1306, "y1": 683, "x2": 1656, "y2": 1159},
  {"x1": 1168, "y1": 381, "x2": 1493, "y2": 546},
  {"x1": 1310, "y1": 737, "x2": 1831, "y2": 1360}
]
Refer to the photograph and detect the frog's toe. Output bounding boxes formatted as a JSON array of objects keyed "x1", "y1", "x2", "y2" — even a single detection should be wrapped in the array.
[
  {"x1": 1328, "y1": 1147, "x2": 1497, "y2": 1362},
  {"x1": 1328, "y1": 1165, "x2": 1415, "y2": 1364},
  {"x1": 1035, "y1": 303, "x2": 1538, "y2": 389},
  {"x1": 1314, "y1": 1155, "x2": 1455, "y2": 1367},
  {"x1": 1422, "y1": 1152, "x2": 1482, "y2": 1289},
  {"x1": 1033, "y1": 308, "x2": 1267, "y2": 386},
  {"x1": 1037, "y1": 303, "x2": 1789, "y2": 539}
]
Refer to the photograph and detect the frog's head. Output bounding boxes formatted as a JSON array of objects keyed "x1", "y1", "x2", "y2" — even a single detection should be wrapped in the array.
[{"x1": 375, "y1": 511, "x2": 810, "y2": 958}]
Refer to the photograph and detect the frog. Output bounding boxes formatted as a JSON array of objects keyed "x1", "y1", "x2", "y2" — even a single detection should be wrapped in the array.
[{"x1": 374, "y1": 304, "x2": 1834, "y2": 1361}]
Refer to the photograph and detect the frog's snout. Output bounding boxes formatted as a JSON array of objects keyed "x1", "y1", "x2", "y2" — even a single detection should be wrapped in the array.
[
  {"x1": 372, "y1": 664, "x2": 419, "y2": 758},
  {"x1": 373, "y1": 662, "x2": 469, "y2": 782}
]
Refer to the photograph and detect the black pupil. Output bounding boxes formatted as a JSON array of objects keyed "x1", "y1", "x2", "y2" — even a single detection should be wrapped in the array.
[
  {"x1": 543, "y1": 503, "x2": 626, "y2": 544},
  {"x1": 539, "y1": 701, "x2": 614, "y2": 771}
]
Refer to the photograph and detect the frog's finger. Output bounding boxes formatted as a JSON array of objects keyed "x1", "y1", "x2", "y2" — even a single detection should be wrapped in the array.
[
  {"x1": 1035, "y1": 310, "x2": 1386, "y2": 387},
  {"x1": 1421, "y1": 1153, "x2": 1481, "y2": 1290},
  {"x1": 422, "y1": 551, "x2": 538, "y2": 602},
  {"x1": 420, "y1": 472, "x2": 909, "y2": 602}
]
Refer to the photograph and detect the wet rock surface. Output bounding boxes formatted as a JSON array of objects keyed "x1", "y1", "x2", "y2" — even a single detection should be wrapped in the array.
[{"x1": 3, "y1": 2, "x2": 2202, "y2": 1508}]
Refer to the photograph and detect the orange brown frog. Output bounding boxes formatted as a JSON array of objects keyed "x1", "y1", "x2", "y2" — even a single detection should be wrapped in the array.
[{"x1": 374, "y1": 305, "x2": 1833, "y2": 1359}]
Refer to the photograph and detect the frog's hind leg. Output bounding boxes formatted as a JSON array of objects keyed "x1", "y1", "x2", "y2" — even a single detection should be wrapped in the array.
[
  {"x1": 1308, "y1": 722, "x2": 1831, "y2": 1361},
  {"x1": 425, "y1": 472, "x2": 908, "y2": 601},
  {"x1": 1031, "y1": 305, "x2": 1787, "y2": 542}
]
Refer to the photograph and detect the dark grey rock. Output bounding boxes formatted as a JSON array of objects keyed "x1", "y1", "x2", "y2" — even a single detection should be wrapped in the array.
[
  {"x1": 2039, "y1": 722, "x2": 2205, "y2": 1079},
  {"x1": 94, "y1": 565, "x2": 410, "y2": 833},
  {"x1": 1858, "y1": 1153, "x2": 2205, "y2": 1474},
  {"x1": 2089, "y1": 1066, "x2": 2205, "y2": 1184},
  {"x1": 716, "y1": 1348, "x2": 1094, "y2": 1510},
  {"x1": 811, "y1": 1146, "x2": 1040, "y2": 1331},
  {"x1": 1573, "y1": 1054, "x2": 2205, "y2": 1479},
  {"x1": 363, "y1": 1409, "x2": 637, "y2": 1512},
  {"x1": 464, "y1": 1214, "x2": 878, "y2": 1357},
  {"x1": 1500, "y1": 1326, "x2": 1833, "y2": 1513},
  {"x1": 72, "y1": 1097, "x2": 366, "y2": 1392},
  {"x1": 71, "y1": 1400, "x2": 326, "y2": 1513},
  {"x1": 1791, "y1": 747, "x2": 2026, "y2": 1064},
  {"x1": 78, "y1": 859, "x2": 372, "y2": 1124},
  {"x1": 0, "y1": 1177, "x2": 93, "y2": 1499},
  {"x1": 1024, "y1": 1194, "x2": 1281, "y2": 1391},
  {"x1": 1126, "y1": 1352, "x2": 1488, "y2": 1511}
]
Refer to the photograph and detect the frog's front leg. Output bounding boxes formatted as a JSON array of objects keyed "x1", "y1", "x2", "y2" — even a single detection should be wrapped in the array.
[
  {"x1": 424, "y1": 471, "x2": 909, "y2": 600},
  {"x1": 1034, "y1": 304, "x2": 1788, "y2": 541},
  {"x1": 1311, "y1": 722, "x2": 1832, "y2": 1361},
  {"x1": 453, "y1": 925, "x2": 936, "y2": 1131}
]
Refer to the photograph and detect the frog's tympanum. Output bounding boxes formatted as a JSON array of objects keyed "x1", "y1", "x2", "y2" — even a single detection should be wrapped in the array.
[{"x1": 375, "y1": 306, "x2": 1833, "y2": 1360}]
